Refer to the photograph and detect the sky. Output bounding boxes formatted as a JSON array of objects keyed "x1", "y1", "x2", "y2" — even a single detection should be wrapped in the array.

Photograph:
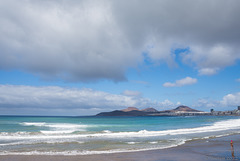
[{"x1": 0, "y1": 0, "x2": 240, "y2": 116}]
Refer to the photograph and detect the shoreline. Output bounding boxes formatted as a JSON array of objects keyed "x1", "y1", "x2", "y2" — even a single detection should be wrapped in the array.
[{"x1": 1, "y1": 134, "x2": 239, "y2": 161}]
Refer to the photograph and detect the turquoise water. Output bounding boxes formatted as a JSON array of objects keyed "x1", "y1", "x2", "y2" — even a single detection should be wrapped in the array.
[{"x1": 0, "y1": 116, "x2": 240, "y2": 155}]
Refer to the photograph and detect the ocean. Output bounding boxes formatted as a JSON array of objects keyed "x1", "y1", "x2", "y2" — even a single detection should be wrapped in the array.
[{"x1": 0, "y1": 115, "x2": 240, "y2": 155}]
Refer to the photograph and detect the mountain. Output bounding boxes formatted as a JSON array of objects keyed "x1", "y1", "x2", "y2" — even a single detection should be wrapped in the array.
[
  {"x1": 96, "y1": 107, "x2": 159, "y2": 116},
  {"x1": 96, "y1": 110, "x2": 147, "y2": 116},
  {"x1": 121, "y1": 107, "x2": 140, "y2": 112},
  {"x1": 141, "y1": 107, "x2": 158, "y2": 113},
  {"x1": 172, "y1": 106, "x2": 201, "y2": 112},
  {"x1": 121, "y1": 107, "x2": 159, "y2": 112}
]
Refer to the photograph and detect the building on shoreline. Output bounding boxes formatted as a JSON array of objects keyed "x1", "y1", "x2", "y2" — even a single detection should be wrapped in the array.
[{"x1": 210, "y1": 107, "x2": 240, "y2": 116}]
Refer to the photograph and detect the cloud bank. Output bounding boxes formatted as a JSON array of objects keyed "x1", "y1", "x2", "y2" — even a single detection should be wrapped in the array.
[
  {"x1": 0, "y1": 0, "x2": 240, "y2": 82},
  {"x1": 194, "y1": 92, "x2": 240, "y2": 110},
  {"x1": 0, "y1": 84, "x2": 177, "y2": 115},
  {"x1": 163, "y1": 77, "x2": 197, "y2": 87},
  {"x1": 0, "y1": 84, "x2": 239, "y2": 115}
]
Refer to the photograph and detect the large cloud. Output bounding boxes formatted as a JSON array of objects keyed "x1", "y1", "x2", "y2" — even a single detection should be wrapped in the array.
[
  {"x1": 0, "y1": 0, "x2": 240, "y2": 81},
  {"x1": 0, "y1": 84, "x2": 177, "y2": 115},
  {"x1": 0, "y1": 0, "x2": 139, "y2": 82}
]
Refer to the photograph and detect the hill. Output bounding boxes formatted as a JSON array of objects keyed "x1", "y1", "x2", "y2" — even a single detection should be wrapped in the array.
[
  {"x1": 172, "y1": 105, "x2": 201, "y2": 112},
  {"x1": 96, "y1": 107, "x2": 159, "y2": 116},
  {"x1": 142, "y1": 107, "x2": 159, "y2": 113},
  {"x1": 121, "y1": 107, "x2": 140, "y2": 112},
  {"x1": 96, "y1": 110, "x2": 148, "y2": 116}
]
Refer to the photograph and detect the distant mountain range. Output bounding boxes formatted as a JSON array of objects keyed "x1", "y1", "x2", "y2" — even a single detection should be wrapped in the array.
[
  {"x1": 122, "y1": 107, "x2": 159, "y2": 113},
  {"x1": 96, "y1": 106, "x2": 204, "y2": 116}
]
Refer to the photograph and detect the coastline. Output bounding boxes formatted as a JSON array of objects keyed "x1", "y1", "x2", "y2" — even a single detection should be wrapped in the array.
[{"x1": 1, "y1": 134, "x2": 239, "y2": 161}]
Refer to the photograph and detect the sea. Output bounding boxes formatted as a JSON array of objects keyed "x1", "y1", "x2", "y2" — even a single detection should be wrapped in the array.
[{"x1": 0, "y1": 115, "x2": 240, "y2": 155}]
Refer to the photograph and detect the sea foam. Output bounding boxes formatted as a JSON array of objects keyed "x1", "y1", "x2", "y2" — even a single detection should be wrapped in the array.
[{"x1": 2, "y1": 118, "x2": 240, "y2": 140}]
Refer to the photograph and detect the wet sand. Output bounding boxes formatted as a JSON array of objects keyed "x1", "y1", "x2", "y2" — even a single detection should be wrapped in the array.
[{"x1": 1, "y1": 135, "x2": 240, "y2": 161}]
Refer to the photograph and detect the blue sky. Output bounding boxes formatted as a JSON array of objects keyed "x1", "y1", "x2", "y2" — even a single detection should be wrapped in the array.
[{"x1": 0, "y1": 0, "x2": 240, "y2": 115}]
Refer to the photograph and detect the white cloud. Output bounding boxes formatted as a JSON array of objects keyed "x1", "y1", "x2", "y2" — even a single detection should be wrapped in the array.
[
  {"x1": 236, "y1": 78, "x2": 240, "y2": 82},
  {"x1": 160, "y1": 99, "x2": 175, "y2": 107},
  {"x1": 144, "y1": 38, "x2": 177, "y2": 67},
  {"x1": 122, "y1": 90, "x2": 142, "y2": 97},
  {"x1": 176, "y1": 102, "x2": 182, "y2": 106},
  {"x1": 0, "y1": 1, "x2": 240, "y2": 82},
  {"x1": 163, "y1": 77, "x2": 197, "y2": 87},
  {"x1": 193, "y1": 98, "x2": 220, "y2": 109},
  {"x1": 181, "y1": 44, "x2": 240, "y2": 75},
  {"x1": 194, "y1": 92, "x2": 240, "y2": 111},
  {"x1": 163, "y1": 82, "x2": 176, "y2": 87},
  {"x1": 198, "y1": 68, "x2": 219, "y2": 76},
  {"x1": 0, "y1": 84, "x2": 178, "y2": 115},
  {"x1": 221, "y1": 93, "x2": 240, "y2": 107}
]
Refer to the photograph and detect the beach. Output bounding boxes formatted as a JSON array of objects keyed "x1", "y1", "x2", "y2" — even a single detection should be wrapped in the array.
[{"x1": 1, "y1": 134, "x2": 239, "y2": 161}]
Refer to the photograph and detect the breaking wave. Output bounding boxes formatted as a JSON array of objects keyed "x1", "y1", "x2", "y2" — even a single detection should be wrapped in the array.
[{"x1": 1, "y1": 118, "x2": 240, "y2": 155}]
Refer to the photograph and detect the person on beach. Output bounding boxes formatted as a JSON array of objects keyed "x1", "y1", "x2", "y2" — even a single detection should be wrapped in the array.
[
  {"x1": 230, "y1": 140, "x2": 235, "y2": 159},
  {"x1": 230, "y1": 140, "x2": 234, "y2": 148}
]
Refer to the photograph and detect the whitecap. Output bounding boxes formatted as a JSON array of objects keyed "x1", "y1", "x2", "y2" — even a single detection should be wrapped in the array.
[
  {"x1": 102, "y1": 130, "x2": 112, "y2": 133},
  {"x1": 40, "y1": 130, "x2": 75, "y2": 134},
  {"x1": 126, "y1": 142, "x2": 137, "y2": 144},
  {"x1": 0, "y1": 140, "x2": 187, "y2": 156},
  {"x1": 21, "y1": 122, "x2": 46, "y2": 126}
]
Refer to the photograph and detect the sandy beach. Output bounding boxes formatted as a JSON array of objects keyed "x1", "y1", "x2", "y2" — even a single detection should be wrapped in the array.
[{"x1": 1, "y1": 134, "x2": 239, "y2": 161}]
